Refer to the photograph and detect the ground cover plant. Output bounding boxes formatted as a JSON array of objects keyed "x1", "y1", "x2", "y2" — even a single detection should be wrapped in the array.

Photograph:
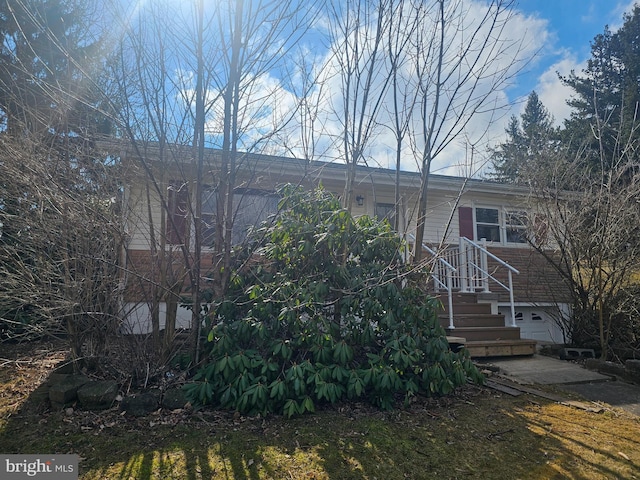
[
  {"x1": 1, "y1": 339, "x2": 640, "y2": 479},
  {"x1": 184, "y1": 186, "x2": 481, "y2": 416}
]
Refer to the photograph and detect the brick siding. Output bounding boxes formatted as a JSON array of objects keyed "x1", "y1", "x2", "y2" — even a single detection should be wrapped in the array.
[{"x1": 485, "y1": 246, "x2": 571, "y2": 304}]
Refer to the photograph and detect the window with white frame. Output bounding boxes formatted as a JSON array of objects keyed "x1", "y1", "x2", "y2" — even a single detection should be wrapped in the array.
[
  {"x1": 505, "y1": 210, "x2": 528, "y2": 243},
  {"x1": 475, "y1": 207, "x2": 501, "y2": 242},
  {"x1": 474, "y1": 206, "x2": 529, "y2": 244}
]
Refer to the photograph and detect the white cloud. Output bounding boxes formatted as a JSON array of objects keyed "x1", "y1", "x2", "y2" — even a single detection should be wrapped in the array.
[
  {"x1": 535, "y1": 54, "x2": 584, "y2": 126},
  {"x1": 611, "y1": 1, "x2": 639, "y2": 29},
  {"x1": 188, "y1": 0, "x2": 556, "y2": 176},
  {"x1": 120, "y1": 0, "x2": 640, "y2": 178},
  {"x1": 526, "y1": 0, "x2": 639, "y2": 128},
  {"x1": 316, "y1": 0, "x2": 550, "y2": 176}
]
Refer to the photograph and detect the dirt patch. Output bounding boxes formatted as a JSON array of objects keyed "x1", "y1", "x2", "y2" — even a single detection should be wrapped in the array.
[{"x1": 0, "y1": 339, "x2": 69, "y2": 419}]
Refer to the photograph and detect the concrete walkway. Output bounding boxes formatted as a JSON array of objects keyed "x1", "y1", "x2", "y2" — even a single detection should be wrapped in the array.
[
  {"x1": 489, "y1": 355, "x2": 611, "y2": 385},
  {"x1": 487, "y1": 355, "x2": 640, "y2": 417}
]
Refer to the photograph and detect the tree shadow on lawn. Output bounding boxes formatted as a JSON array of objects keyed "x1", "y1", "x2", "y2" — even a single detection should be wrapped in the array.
[
  {"x1": 0, "y1": 383, "x2": 580, "y2": 479},
  {"x1": 1, "y1": 349, "x2": 639, "y2": 479}
]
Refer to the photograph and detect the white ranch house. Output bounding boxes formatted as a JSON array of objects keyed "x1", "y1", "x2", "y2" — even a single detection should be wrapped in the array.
[{"x1": 116, "y1": 144, "x2": 569, "y2": 357}]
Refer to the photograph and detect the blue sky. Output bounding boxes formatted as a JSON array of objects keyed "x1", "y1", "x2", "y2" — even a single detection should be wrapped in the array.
[
  {"x1": 119, "y1": 0, "x2": 639, "y2": 176},
  {"x1": 509, "y1": 0, "x2": 636, "y2": 124},
  {"x1": 311, "y1": 0, "x2": 640, "y2": 174}
]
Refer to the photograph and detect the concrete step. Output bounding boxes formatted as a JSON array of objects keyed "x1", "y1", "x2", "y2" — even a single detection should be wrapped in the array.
[
  {"x1": 464, "y1": 339, "x2": 537, "y2": 358},
  {"x1": 446, "y1": 326, "x2": 522, "y2": 342}
]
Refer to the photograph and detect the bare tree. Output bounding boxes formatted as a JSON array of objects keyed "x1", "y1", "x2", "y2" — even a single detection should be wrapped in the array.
[
  {"x1": 107, "y1": 0, "x2": 201, "y2": 363},
  {"x1": 526, "y1": 94, "x2": 640, "y2": 359},
  {"x1": 277, "y1": 47, "x2": 329, "y2": 169},
  {"x1": 0, "y1": 0, "x2": 124, "y2": 371},
  {"x1": 410, "y1": 0, "x2": 528, "y2": 263},
  {"x1": 319, "y1": 0, "x2": 531, "y2": 254},
  {"x1": 385, "y1": 0, "x2": 421, "y2": 231},
  {"x1": 327, "y1": 0, "x2": 395, "y2": 212},
  {"x1": 108, "y1": 0, "x2": 319, "y2": 363},
  {"x1": 0, "y1": 134, "x2": 123, "y2": 364}
]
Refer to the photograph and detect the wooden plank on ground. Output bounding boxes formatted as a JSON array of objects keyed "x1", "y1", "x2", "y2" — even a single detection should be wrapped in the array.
[
  {"x1": 486, "y1": 377, "x2": 605, "y2": 413},
  {"x1": 561, "y1": 400, "x2": 605, "y2": 413},
  {"x1": 500, "y1": 382, "x2": 566, "y2": 402},
  {"x1": 484, "y1": 379, "x2": 523, "y2": 396}
]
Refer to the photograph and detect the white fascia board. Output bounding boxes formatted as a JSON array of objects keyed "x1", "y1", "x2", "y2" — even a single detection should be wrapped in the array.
[{"x1": 101, "y1": 137, "x2": 532, "y2": 198}]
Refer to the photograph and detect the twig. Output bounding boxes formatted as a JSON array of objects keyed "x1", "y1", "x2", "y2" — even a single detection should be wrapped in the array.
[{"x1": 487, "y1": 428, "x2": 514, "y2": 439}]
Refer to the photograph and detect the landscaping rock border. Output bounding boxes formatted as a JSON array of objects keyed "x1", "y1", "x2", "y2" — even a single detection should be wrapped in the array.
[
  {"x1": 584, "y1": 358, "x2": 640, "y2": 385},
  {"x1": 42, "y1": 370, "x2": 189, "y2": 415}
]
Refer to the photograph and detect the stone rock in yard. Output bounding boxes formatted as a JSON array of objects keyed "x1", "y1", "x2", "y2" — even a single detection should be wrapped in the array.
[
  {"x1": 625, "y1": 359, "x2": 640, "y2": 383},
  {"x1": 121, "y1": 393, "x2": 159, "y2": 417},
  {"x1": 31, "y1": 373, "x2": 72, "y2": 405},
  {"x1": 77, "y1": 381, "x2": 119, "y2": 410},
  {"x1": 162, "y1": 388, "x2": 188, "y2": 410},
  {"x1": 49, "y1": 375, "x2": 90, "y2": 409},
  {"x1": 625, "y1": 359, "x2": 640, "y2": 373},
  {"x1": 52, "y1": 360, "x2": 81, "y2": 375}
]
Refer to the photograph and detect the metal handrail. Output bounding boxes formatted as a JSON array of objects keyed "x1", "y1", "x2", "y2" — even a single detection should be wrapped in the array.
[
  {"x1": 408, "y1": 235, "x2": 520, "y2": 330},
  {"x1": 408, "y1": 234, "x2": 457, "y2": 330},
  {"x1": 459, "y1": 237, "x2": 519, "y2": 328},
  {"x1": 460, "y1": 237, "x2": 520, "y2": 274}
]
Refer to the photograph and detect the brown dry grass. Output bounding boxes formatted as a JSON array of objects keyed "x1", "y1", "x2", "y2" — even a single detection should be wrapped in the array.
[{"x1": 1, "y1": 340, "x2": 639, "y2": 479}]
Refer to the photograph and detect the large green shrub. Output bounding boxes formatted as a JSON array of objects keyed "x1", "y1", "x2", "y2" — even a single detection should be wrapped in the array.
[{"x1": 184, "y1": 186, "x2": 482, "y2": 416}]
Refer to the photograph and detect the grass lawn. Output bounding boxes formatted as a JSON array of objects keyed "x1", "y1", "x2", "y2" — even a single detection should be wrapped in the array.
[{"x1": 1, "y1": 340, "x2": 639, "y2": 479}]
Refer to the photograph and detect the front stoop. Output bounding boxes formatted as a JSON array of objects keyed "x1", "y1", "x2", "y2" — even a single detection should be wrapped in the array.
[{"x1": 438, "y1": 292, "x2": 536, "y2": 358}]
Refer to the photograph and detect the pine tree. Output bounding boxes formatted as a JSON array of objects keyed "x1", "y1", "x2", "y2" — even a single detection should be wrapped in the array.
[
  {"x1": 561, "y1": 5, "x2": 640, "y2": 171},
  {"x1": 489, "y1": 91, "x2": 556, "y2": 183},
  {"x1": 0, "y1": 0, "x2": 110, "y2": 138}
]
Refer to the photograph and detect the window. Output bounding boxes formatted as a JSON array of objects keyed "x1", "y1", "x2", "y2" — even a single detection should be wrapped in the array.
[
  {"x1": 201, "y1": 188, "x2": 279, "y2": 247},
  {"x1": 375, "y1": 202, "x2": 396, "y2": 226},
  {"x1": 532, "y1": 213, "x2": 548, "y2": 245},
  {"x1": 201, "y1": 187, "x2": 216, "y2": 248},
  {"x1": 475, "y1": 207, "x2": 501, "y2": 242},
  {"x1": 505, "y1": 210, "x2": 528, "y2": 243},
  {"x1": 231, "y1": 190, "x2": 279, "y2": 245},
  {"x1": 473, "y1": 207, "x2": 529, "y2": 244}
]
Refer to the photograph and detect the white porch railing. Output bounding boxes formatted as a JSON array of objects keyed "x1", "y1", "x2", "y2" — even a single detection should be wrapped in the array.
[
  {"x1": 412, "y1": 235, "x2": 520, "y2": 329},
  {"x1": 407, "y1": 234, "x2": 457, "y2": 330}
]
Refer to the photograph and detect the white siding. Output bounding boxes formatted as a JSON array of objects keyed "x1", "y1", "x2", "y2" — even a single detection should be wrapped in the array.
[
  {"x1": 122, "y1": 302, "x2": 193, "y2": 334},
  {"x1": 124, "y1": 184, "x2": 166, "y2": 251}
]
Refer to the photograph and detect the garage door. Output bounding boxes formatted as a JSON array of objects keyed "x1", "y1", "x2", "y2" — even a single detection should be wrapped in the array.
[{"x1": 499, "y1": 306, "x2": 565, "y2": 344}]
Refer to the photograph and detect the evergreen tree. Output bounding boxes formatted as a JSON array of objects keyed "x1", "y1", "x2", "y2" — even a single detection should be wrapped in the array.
[
  {"x1": 489, "y1": 91, "x2": 556, "y2": 183},
  {"x1": 561, "y1": 5, "x2": 640, "y2": 171},
  {"x1": 0, "y1": 0, "x2": 110, "y2": 138}
]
